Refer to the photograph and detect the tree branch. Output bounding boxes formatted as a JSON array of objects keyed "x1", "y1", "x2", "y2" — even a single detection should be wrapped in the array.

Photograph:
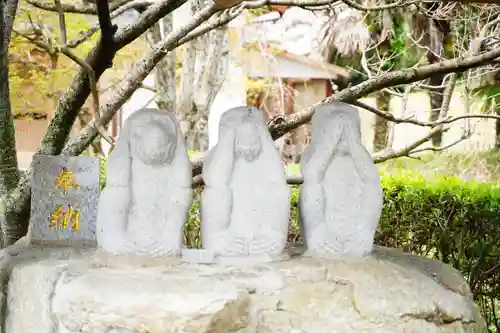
[
  {"x1": 3, "y1": 0, "x2": 20, "y2": 49},
  {"x1": 63, "y1": 2, "x2": 225, "y2": 155},
  {"x1": 268, "y1": 46, "x2": 500, "y2": 140},
  {"x1": 340, "y1": 0, "x2": 419, "y2": 11},
  {"x1": 66, "y1": 0, "x2": 154, "y2": 48},
  {"x1": 352, "y1": 100, "x2": 500, "y2": 127},
  {"x1": 96, "y1": 0, "x2": 117, "y2": 44},
  {"x1": 371, "y1": 126, "x2": 451, "y2": 163},
  {"x1": 189, "y1": 46, "x2": 500, "y2": 185},
  {"x1": 65, "y1": 3, "x2": 500, "y2": 179},
  {"x1": 64, "y1": 0, "x2": 355, "y2": 156},
  {"x1": 191, "y1": 128, "x2": 467, "y2": 187},
  {"x1": 26, "y1": 0, "x2": 135, "y2": 14},
  {"x1": 0, "y1": 0, "x2": 23, "y2": 246},
  {"x1": 34, "y1": 0, "x2": 186, "y2": 156},
  {"x1": 14, "y1": 1, "x2": 116, "y2": 144},
  {"x1": 53, "y1": 0, "x2": 115, "y2": 144}
]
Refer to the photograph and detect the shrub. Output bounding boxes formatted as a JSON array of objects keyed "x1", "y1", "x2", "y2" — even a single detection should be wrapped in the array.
[{"x1": 376, "y1": 172, "x2": 499, "y2": 331}]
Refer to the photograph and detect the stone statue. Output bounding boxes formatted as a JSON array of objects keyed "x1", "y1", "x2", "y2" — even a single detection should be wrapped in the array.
[
  {"x1": 96, "y1": 108, "x2": 193, "y2": 257},
  {"x1": 299, "y1": 101, "x2": 383, "y2": 258},
  {"x1": 200, "y1": 106, "x2": 290, "y2": 258}
]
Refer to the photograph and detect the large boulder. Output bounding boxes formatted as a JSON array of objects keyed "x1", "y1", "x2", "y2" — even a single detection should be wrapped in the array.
[{"x1": 0, "y1": 240, "x2": 485, "y2": 333}]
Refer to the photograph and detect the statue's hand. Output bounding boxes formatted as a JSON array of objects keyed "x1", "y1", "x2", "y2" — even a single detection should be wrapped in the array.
[
  {"x1": 248, "y1": 224, "x2": 286, "y2": 256},
  {"x1": 249, "y1": 236, "x2": 279, "y2": 256},
  {"x1": 218, "y1": 233, "x2": 248, "y2": 257}
]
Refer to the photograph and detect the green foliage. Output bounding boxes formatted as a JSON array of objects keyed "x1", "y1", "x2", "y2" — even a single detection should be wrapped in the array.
[
  {"x1": 471, "y1": 84, "x2": 500, "y2": 114},
  {"x1": 99, "y1": 156, "x2": 107, "y2": 191},
  {"x1": 378, "y1": 150, "x2": 500, "y2": 182},
  {"x1": 377, "y1": 172, "x2": 500, "y2": 331},
  {"x1": 185, "y1": 187, "x2": 202, "y2": 249},
  {"x1": 380, "y1": 14, "x2": 420, "y2": 70},
  {"x1": 245, "y1": 6, "x2": 271, "y2": 19},
  {"x1": 8, "y1": 3, "x2": 99, "y2": 117},
  {"x1": 8, "y1": 2, "x2": 143, "y2": 120},
  {"x1": 359, "y1": 10, "x2": 421, "y2": 73}
]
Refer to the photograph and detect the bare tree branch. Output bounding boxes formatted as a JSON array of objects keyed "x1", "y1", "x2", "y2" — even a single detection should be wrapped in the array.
[
  {"x1": 52, "y1": 0, "x2": 116, "y2": 144},
  {"x1": 65, "y1": 0, "x2": 353, "y2": 156},
  {"x1": 190, "y1": 125, "x2": 465, "y2": 187},
  {"x1": 0, "y1": 0, "x2": 23, "y2": 246},
  {"x1": 410, "y1": 131, "x2": 472, "y2": 154},
  {"x1": 26, "y1": 0, "x2": 135, "y2": 14},
  {"x1": 4, "y1": 0, "x2": 20, "y2": 49},
  {"x1": 66, "y1": 0, "x2": 154, "y2": 48},
  {"x1": 26, "y1": 0, "x2": 412, "y2": 17},
  {"x1": 340, "y1": 0, "x2": 420, "y2": 11},
  {"x1": 188, "y1": 46, "x2": 500, "y2": 184},
  {"x1": 268, "y1": 46, "x2": 500, "y2": 140},
  {"x1": 36, "y1": 0, "x2": 187, "y2": 156},
  {"x1": 386, "y1": 85, "x2": 411, "y2": 148},
  {"x1": 96, "y1": 0, "x2": 117, "y2": 44},
  {"x1": 371, "y1": 126, "x2": 451, "y2": 163},
  {"x1": 14, "y1": 0, "x2": 117, "y2": 144},
  {"x1": 353, "y1": 100, "x2": 500, "y2": 127},
  {"x1": 63, "y1": 2, "x2": 227, "y2": 155}
]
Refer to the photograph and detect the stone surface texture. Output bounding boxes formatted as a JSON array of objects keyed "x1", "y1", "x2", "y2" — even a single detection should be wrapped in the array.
[
  {"x1": 0, "y1": 241, "x2": 484, "y2": 333},
  {"x1": 300, "y1": 101, "x2": 384, "y2": 258},
  {"x1": 96, "y1": 108, "x2": 193, "y2": 257},
  {"x1": 201, "y1": 106, "x2": 290, "y2": 258},
  {"x1": 29, "y1": 155, "x2": 100, "y2": 245}
]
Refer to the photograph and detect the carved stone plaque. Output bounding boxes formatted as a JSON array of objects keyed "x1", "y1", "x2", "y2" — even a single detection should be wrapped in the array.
[{"x1": 29, "y1": 155, "x2": 100, "y2": 245}]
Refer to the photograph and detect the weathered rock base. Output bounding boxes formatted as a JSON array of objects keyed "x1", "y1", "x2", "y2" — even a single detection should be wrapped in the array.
[{"x1": 0, "y1": 240, "x2": 485, "y2": 333}]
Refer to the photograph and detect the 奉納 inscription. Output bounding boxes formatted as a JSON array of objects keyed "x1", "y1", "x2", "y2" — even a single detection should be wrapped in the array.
[
  {"x1": 29, "y1": 155, "x2": 100, "y2": 245},
  {"x1": 54, "y1": 167, "x2": 81, "y2": 194},
  {"x1": 49, "y1": 204, "x2": 80, "y2": 231}
]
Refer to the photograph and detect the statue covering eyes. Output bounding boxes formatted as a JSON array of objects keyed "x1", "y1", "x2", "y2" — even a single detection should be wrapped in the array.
[{"x1": 299, "y1": 101, "x2": 383, "y2": 258}]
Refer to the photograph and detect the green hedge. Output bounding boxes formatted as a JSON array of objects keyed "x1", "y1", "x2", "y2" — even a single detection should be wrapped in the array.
[
  {"x1": 377, "y1": 173, "x2": 499, "y2": 331},
  {"x1": 99, "y1": 161, "x2": 499, "y2": 330}
]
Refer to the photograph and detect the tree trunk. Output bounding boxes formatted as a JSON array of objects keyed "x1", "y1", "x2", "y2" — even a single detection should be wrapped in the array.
[
  {"x1": 193, "y1": 28, "x2": 227, "y2": 152},
  {"x1": 427, "y1": 73, "x2": 445, "y2": 146},
  {"x1": 373, "y1": 90, "x2": 391, "y2": 152},
  {"x1": 177, "y1": 0, "x2": 228, "y2": 152},
  {"x1": 176, "y1": 0, "x2": 197, "y2": 146},
  {"x1": 425, "y1": 14, "x2": 451, "y2": 147},
  {"x1": 0, "y1": 0, "x2": 24, "y2": 247},
  {"x1": 147, "y1": 15, "x2": 176, "y2": 111},
  {"x1": 495, "y1": 110, "x2": 500, "y2": 150}
]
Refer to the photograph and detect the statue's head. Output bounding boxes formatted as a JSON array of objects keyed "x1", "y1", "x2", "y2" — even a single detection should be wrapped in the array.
[
  {"x1": 129, "y1": 114, "x2": 178, "y2": 166},
  {"x1": 311, "y1": 101, "x2": 362, "y2": 150},
  {"x1": 206, "y1": 106, "x2": 286, "y2": 184},
  {"x1": 220, "y1": 107, "x2": 266, "y2": 162},
  {"x1": 112, "y1": 109, "x2": 179, "y2": 168}
]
